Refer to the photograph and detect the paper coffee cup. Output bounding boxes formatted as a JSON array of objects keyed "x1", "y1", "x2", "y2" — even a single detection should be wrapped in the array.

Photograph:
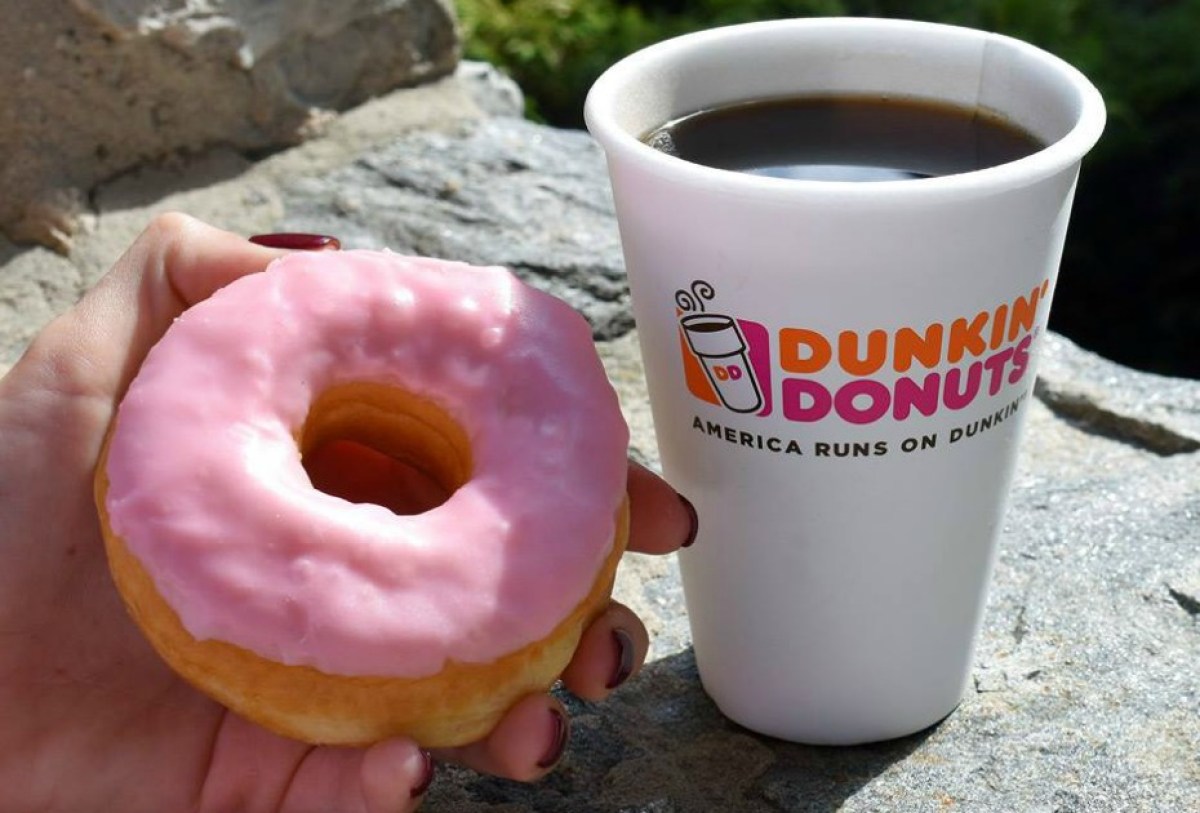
[{"x1": 586, "y1": 18, "x2": 1104, "y2": 744}]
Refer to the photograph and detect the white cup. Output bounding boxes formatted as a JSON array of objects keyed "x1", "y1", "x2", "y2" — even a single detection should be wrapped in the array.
[{"x1": 586, "y1": 18, "x2": 1104, "y2": 744}]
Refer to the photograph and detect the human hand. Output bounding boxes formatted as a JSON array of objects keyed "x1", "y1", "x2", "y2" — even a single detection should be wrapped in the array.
[{"x1": 0, "y1": 214, "x2": 696, "y2": 812}]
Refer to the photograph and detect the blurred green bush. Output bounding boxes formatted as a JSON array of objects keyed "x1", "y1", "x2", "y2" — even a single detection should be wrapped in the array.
[{"x1": 456, "y1": 0, "x2": 1200, "y2": 377}]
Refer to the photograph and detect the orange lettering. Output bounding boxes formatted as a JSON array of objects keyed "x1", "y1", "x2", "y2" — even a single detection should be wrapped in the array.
[
  {"x1": 779, "y1": 328, "x2": 832, "y2": 374},
  {"x1": 1008, "y1": 284, "x2": 1043, "y2": 341},
  {"x1": 947, "y1": 311, "x2": 988, "y2": 364},
  {"x1": 838, "y1": 329, "x2": 887, "y2": 376},
  {"x1": 989, "y1": 304, "x2": 1008, "y2": 349},
  {"x1": 893, "y1": 323, "x2": 945, "y2": 372}
]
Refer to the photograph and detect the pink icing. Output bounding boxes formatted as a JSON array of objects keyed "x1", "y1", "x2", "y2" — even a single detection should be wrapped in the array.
[{"x1": 104, "y1": 250, "x2": 629, "y2": 678}]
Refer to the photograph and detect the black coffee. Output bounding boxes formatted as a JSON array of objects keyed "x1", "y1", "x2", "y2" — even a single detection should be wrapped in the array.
[{"x1": 643, "y1": 95, "x2": 1044, "y2": 181}]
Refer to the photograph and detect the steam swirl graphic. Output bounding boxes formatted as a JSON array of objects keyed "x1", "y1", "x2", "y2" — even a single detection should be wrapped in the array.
[{"x1": 675, "y1": 280, "x2": 716, "y2": 313}]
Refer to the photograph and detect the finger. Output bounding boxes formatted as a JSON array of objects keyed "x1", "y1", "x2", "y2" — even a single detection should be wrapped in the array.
[
  {"x1": 249, "y1": 232, "x2": 342, "y2": 251},
  {"x1": 12, "y1": 212, "x2": 290, "y2": 405},
  {"x1": 276, "y1": 738, "x2": 434, "y2": 813},
  {"x1": 626, "y1": 459, "x2": 698, "y2": 555},
  {"x1": 432, "y1": 694, "x2": 570, "y2": 782},
  {"x1": 360, "y1": 740, "x2": 435, "y2": 813},
  {"x1": 559, "y1": 601, "x2": 648, "y2": 701}
]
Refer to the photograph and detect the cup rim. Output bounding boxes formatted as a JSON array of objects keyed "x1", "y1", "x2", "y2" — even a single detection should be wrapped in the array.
[
  {"x1": 584, "y1": 17, "x2": 1107, "y2": 201},
  {"x1": 681, "y1": 313, "x2": 736, "y2": 327}
]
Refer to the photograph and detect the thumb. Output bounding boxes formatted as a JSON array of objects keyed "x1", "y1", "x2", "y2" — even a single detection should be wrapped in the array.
[{"x1": 8, "y1": 212, "x2": 289, "y2": 407}]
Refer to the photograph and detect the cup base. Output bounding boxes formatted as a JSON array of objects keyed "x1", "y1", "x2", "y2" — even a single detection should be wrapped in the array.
[{"x1": 706, "y1": 686, "x2": 965, "y2": 747}]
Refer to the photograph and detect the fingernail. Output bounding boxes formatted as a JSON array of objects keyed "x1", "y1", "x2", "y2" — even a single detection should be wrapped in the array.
[
  {"x1": 249, "y1": 232, "x2": 341, "y2": 251},
  {"x1": 536, "y1": 708, "x2": 570, "y2": 769},
  {"x1": 409, "y1": 750, "x2": 435, "y2": 798},
  {"x1": 607, "y1": 628, "x2": 636, "y2": 690},
  {"x1": 679, "y1": 493, "x2": 699, "y2": 548}
]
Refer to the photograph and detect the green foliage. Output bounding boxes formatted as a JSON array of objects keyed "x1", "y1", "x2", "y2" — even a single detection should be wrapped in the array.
[
  {"x1": 456, "y1": 0, "x2": 847, "y2": 123},
  {"x1": 455, "y1": 0, "x2": 1199, "y2": 151},
  {"x1": 456, "y1": 0, "x2": 653, "y2": 122}
]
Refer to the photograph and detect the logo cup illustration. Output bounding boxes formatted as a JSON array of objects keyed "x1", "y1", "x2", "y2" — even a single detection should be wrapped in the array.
[{"x1": 676, "y1": 281, "x2": 764, "y2": 414}]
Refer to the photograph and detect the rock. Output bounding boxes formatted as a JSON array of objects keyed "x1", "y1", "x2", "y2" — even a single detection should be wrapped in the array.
[
  {"x1": 1, "y1": 70, "x2": 1198, "y2": 810},
  {"x1": 0, "y1": 70, "x2": 488, "y2": 369},
  {"x1": 1035, "y1": 332, "x2": 1200, "y2": 454},
  {"x1": 272, "y1": 115, "x2": 632, "y2": 339},
  {"x1": 455, "y1": 60, "x2": 526, "y2": 118},
  {"x1": 0, "y1": 0, "x2": 459, "y2": 248}
]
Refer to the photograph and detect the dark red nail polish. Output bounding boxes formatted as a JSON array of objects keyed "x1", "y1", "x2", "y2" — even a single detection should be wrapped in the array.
[
  {"x1": 410, "y1": 750, "x2": 435, "y2": 798},
  {"x1": 536, "y1": 708, "x2": 569, "y2": 769},
  {"x1": 248, "y1": 232, "x2": 341, "y2": 251},
  {"x1": 679, "y1": 493, "x2": 699, "y2": 548},
  {"x1": 607, "y1": 628, "x2": 636, "y2": 690}
]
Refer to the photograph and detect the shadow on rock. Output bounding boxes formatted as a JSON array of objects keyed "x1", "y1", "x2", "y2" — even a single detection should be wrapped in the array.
[
  {"x1": 428, "y1": 647, "x2": 932, "y2": 812},
  {"x1": 93, "y1": 149, "x2": 257, "y2": 213}
]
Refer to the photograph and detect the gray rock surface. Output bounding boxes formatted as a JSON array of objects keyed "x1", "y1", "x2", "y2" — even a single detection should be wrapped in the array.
[
  {"x1": 2, "y1": 72, "x2": 1198, "y2": 811},
  {"x1": 0, "y1": 0, "x2": 458, "y2": 248},
  {"x1": 274, "y1": 117, "x2": 632, "y2": 339},
  {"x1": 1036, "y1": 332, "x2": 1200, "y2": 454}
]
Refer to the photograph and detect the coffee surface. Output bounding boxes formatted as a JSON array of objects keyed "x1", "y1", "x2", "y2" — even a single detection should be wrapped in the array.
[{"x1": 643, "y1": 95, "x2": 1044, "y2": 181}]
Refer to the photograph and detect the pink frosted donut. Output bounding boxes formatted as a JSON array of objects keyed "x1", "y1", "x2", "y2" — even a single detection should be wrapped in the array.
[{"x1": 95, "y1": 249, "x2": 630, "y2": 746}]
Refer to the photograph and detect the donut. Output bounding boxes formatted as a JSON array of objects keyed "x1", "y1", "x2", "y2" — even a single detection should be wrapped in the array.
[{"x1": 93, "y1": 249, "x2": 630, "y2": 747}]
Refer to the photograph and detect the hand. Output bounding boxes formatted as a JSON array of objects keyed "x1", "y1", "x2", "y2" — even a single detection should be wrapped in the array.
[{"x1": 0, "y1": 214, "x2": 696, "y2": 812}]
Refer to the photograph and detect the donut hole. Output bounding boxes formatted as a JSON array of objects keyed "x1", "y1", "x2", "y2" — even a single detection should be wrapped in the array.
[
  {"x1": 299, "y1": 383, "x2": 472, "y2": 517},
  {"x1": 303, "y1": 439, "x2": 452, "y2": 515}
]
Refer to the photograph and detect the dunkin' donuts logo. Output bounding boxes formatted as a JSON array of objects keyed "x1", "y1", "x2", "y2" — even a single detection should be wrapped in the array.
[
  {"x1": 677, "y1": 279, "x2": 1048, "y2": 455},
  {"x1": 676, "y1": 281, "x2": 771, "y2": 415}
]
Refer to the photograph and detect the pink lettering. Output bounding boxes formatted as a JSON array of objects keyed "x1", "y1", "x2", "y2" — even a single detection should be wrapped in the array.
[
  {"x1": 892, "y1": 372, "x2": 942, "y2": 420},
  {"x1": 834, "y1": 379, "x2": 891, "y2": 425},
  {"x1": 944, "y1": 361, "x2": 983, "y2": 410},
  {"x1": 782, "y1": 378, "x2": 832, "y2": 422}
]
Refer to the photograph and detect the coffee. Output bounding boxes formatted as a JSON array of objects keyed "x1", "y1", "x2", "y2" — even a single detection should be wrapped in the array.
[{"x1": 643, "y1": 95, "x2": 1043, "y2": 181}]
